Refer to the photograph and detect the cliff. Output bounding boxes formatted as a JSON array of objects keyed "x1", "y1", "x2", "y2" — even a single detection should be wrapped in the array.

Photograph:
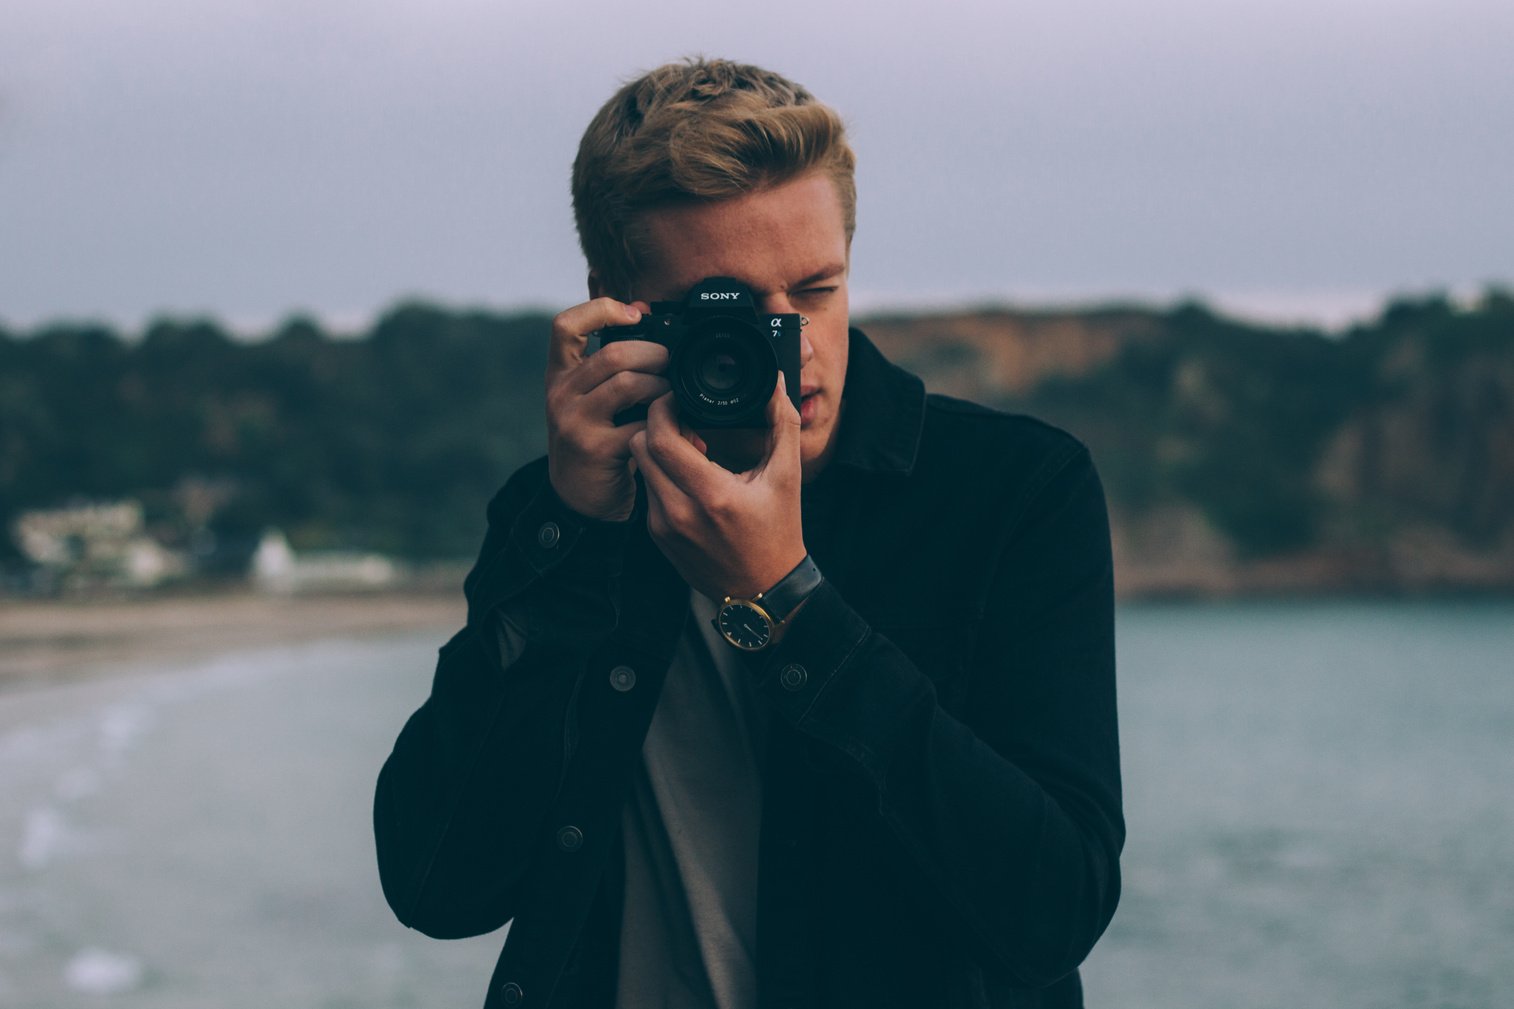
[{"x1": 861, "y1": 293, "x2": 1514, "y2": 596}]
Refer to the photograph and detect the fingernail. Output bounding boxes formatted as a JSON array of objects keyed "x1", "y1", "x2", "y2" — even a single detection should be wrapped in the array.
[{"x1": 626, "y1": 306, "x2": 642, "y2": 322}]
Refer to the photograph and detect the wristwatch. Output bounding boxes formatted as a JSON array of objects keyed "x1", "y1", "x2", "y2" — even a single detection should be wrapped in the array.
[{"x1": 713, "y1": 554, "x2": 823, "y2": 652}]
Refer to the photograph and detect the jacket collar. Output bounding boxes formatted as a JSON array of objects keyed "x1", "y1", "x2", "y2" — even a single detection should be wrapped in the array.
[{"x1": 824, "y1": 327, "x2": 926, "y2": 478}]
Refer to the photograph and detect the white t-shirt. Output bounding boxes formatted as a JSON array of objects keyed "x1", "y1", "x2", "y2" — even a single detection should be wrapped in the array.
[{"x1": 616, "y1": 589, "x2": 770, "y2": 1009}]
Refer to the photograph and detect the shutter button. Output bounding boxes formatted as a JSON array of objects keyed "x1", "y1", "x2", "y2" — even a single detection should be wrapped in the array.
[
  {"x1": 556, "y1": 825, "x2": 584, "y2": 852},
  {"x1": 501, "y1": 981, "x2": 524, "y2": 1005},
  {"x1": 609, "y1": 665, "x2": 636, "y2": 692},
  {"x1": 779, "y1": 664, "x2": 808, "y2": 691},
  {"x1": 536, "y1": 522, "x2": 561, "y2": 549}
]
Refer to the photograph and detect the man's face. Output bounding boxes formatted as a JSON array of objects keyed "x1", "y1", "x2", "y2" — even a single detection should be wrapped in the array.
[{"x1": 630, "y1": 171, "x2": 851, "y2": 483}]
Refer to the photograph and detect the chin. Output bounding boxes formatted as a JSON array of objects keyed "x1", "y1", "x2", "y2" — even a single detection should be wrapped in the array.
[{"x1": 799, "y1": 430, "x2": 836, "y2": 479}]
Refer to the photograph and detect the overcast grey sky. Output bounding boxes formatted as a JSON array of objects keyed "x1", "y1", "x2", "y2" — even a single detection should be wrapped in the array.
[{"x1": 2, "y1": 0, "x2": 1510, "y2": 332}]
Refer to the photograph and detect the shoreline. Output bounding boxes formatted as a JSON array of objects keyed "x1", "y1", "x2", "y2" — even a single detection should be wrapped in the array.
[
  {"x1": 0, "y1": 588, "x2": 464, "y2": 690},
  {"x1": 5, "y1": 580, "x2": 1511, "y2": 693}
]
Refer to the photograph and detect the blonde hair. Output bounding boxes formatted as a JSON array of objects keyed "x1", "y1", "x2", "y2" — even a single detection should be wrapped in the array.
[{"x1": 572, "y1": 58, "x2": 857, "y2": 299}]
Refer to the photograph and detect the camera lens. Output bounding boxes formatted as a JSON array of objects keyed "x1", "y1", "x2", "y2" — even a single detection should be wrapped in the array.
[
  {"x1": 672, "y1": 320, "x2": 776, "y2": 427},
  {"x1": 699, "y1": 351, "x2": 742, "y2": 393}
]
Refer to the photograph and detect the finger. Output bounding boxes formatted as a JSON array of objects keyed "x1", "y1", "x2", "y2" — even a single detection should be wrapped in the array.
[
  {"x1": 578, "y1": 370, "x2": 672, "y2": 425},
  {"x1": 671, "y1": 403, "x2": 705, "y2": 450},
  {"x1": 600, "y1": 418, "x2": 646, "y2": 460},
  {"x1": 560, "y1": 336, "x2": 670, "y2": 400},
  {"x1": 547, "y1": 298, "x2": 645, "y2": 382},
  {"x1": 630, "y1": 427, "x2": 694, "y2": 527},
  {"x1": 645, "y1": 391, "x2": 718, "y2": 495},
  {"x1": 553, "y1": 407, "x2": 645, "y2": 466}
]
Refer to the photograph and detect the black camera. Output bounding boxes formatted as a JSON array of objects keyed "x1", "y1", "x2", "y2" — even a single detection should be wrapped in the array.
[{"x1": 598, "y1": 276, "x2": 802, "y2": 429}]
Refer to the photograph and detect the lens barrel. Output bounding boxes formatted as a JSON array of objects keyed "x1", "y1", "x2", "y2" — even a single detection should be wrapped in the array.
[{"x1": 671, "y1": 316, "x2": 777, "y2": 427}]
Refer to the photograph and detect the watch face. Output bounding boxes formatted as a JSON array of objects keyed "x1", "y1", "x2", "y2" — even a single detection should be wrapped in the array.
[{"x1": 718, "y1": 601, "x2": 773, "y2": 651}]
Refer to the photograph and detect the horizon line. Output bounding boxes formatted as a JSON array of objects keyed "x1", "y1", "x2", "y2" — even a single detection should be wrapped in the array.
[{"x1": 3, "y1": 282, "x2": 1507, "y2": 341}]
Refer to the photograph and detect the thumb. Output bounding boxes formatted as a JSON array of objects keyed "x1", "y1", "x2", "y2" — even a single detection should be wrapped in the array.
[{"x1": 758, "y1": 373, "x2": 802, "y2": 478}]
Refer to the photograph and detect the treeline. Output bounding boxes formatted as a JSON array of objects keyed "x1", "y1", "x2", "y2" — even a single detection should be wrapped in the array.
[
  {"x1": 863, "y1": 288, "x2": 1514, "y2": 591},
  {"x1": 1009, "y1": 293, "x2": 1514, "y2": 560},
  {"x1": 1, "y1": 305, "x2": 554, "y2": 564},
  {"x1": 3, "y1": 291, "x2": 1512, "y2": 588}
]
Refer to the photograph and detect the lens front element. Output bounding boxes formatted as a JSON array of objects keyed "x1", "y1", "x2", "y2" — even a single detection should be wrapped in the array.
[
  {"x1": 699, "y1": 349, "x2": 742, "y2": 394},
  {"x1": 673, "y1": 318, "x2": 777, "y2": 427}
]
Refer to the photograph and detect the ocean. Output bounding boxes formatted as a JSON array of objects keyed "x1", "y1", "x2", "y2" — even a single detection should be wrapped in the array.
[{"x1": 1, "y1": 601, "x2": 1510, "y2": 1008}]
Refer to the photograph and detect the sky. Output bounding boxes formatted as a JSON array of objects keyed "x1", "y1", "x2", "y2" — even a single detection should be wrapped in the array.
[{"x1": 2, "y1": 0, "x2": 1511, "y2": 334}]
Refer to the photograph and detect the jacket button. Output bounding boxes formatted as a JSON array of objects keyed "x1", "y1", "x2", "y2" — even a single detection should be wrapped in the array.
[
  {"x1": 609, "y1": 665, "x2": 637, "y2": 692},
  {"x1": 501, "y1": 981, "x2": 524, "y2": 1004},
  {"x1": 556, "y1": 825, "x2": 584, "y2": 852},
  {"x1": 779, "y1": 663, "x2": 808, "y2": 691},
  {"x1": 536, "y1": 522, "x2": 561, "y2": 549}
]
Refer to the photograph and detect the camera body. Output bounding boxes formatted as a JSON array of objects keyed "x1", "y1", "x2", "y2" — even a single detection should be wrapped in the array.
[{"x1": 598, "y1": 276, "x2": 802, "y2": 429}]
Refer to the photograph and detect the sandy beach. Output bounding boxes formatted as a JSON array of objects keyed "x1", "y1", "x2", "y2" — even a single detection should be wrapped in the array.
[{"x1": 0, "y1": 588, "x2": 465, "y2": 689}]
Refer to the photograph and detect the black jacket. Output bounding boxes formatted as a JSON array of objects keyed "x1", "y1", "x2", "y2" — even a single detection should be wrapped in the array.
[{"x1": 374, "y1": 329, "x2": 1123, "y2": 1008}]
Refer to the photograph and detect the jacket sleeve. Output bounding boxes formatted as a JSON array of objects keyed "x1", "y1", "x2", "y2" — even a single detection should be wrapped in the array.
[
  {"x1": 746, "y1": 442, "x2": 1122, "y2": 987},
  {"x1": 373, "y1": 457, "x2": 631, "y2": 939}
]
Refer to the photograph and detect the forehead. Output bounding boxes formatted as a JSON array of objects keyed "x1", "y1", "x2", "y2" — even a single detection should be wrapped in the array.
[{"x1": 636, "y1": 172, "x2": 849, "y2": 299}]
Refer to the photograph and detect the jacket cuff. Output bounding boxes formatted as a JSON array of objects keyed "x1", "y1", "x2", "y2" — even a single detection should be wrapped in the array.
[
  {"x1": 743, "y1": 579, "x2": 869, "y2": 722},
  {"x1": 518, "y1": 480, "x2": 635, "y2": 578},
  {"x1": 743, "y1": 580, "x2": 937, "y2": 781},
  {"x1": 466, "y1": 480, "x2": 634, "y2": 629}
]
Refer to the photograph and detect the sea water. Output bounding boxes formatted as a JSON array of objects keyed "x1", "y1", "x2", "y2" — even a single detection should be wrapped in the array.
[
  {"x1": 1084, "y1": 600, "x2": 1514, "y2": 1009},
  {"x1": 0, "y1": 602, "x2": 1510, "y2": 1008}
]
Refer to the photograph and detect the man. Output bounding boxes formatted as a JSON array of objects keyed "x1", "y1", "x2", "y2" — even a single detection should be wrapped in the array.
[{"x1": 375, "y1": 58, "x2": 1122, "y2": 1009}]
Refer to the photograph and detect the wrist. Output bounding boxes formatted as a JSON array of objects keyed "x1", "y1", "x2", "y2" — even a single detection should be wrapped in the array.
[
  {"x1": 741, "y1": 546, "x2": 809, "y2": 601},
  {"x1": 712, "y1": 554, "x2": 823, "y2": 653},
  {"x1": 544, "y1": 474, "x2": 638, "y2": 528},
  {"x1": 546, "y1": 465, "x2": 638, "y2": 524}
]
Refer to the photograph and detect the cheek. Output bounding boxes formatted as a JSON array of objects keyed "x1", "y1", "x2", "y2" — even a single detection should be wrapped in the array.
[{"x1": 817, "y1": 328, "x2": 848, "y2": 379}]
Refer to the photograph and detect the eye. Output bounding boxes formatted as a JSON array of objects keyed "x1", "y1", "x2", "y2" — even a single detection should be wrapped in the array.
[{"x1": 795, "y1": 286, "x2": 839, "y2": 299}]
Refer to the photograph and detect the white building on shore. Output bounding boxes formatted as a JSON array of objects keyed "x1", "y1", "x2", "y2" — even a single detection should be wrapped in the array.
[
  {"x1": 12, "y1": 501, "x2": 187, "y2": 590},
  {"x1": 251, "y1": 529, "x2": 400, "y2": 593}
]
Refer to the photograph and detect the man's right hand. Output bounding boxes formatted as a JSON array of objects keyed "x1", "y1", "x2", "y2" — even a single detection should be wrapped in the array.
[{"x1": 546, "y1": 298, "x2": 670, "y2": 522}]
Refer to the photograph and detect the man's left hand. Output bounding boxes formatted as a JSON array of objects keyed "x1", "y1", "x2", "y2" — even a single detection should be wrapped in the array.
[{"x1": 628, "y1": 374, "x2": 807, "y2": 602}]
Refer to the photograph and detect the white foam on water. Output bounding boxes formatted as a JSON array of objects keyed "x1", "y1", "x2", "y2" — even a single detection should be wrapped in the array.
[
  {"x1": 0, "y1": 720, "x2": 90, "y2": 768},
  {"x1": 4, "y1": 640, "x2": 375, "y2": 876},
  {"x1": 64, "y1": 948, "x2": 144, "y2": 995},
  {"x1": 97, "y1": 703, "x2": 155, "y2": 768}
]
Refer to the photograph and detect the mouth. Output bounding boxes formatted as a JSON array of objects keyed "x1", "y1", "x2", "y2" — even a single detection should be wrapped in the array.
[{"x1": 798, "y1": 389, "x2": 820, "y2": 426}]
